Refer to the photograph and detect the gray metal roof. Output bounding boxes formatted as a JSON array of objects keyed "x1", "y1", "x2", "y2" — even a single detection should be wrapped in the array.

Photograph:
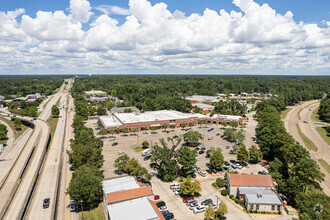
[
  {"x1": 241, "y1": 188, "x2": 282, "y2": 205},
  {"x1": 107, "y1": 197, "x2": 158, "y2": 220},
  {"x1": 103, "y1": 176, "x2": 139, "y2": 194}
]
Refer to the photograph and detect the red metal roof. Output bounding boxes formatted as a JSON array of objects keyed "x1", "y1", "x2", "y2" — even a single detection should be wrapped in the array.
[
  {"x1": 106, "y1": 186, "x2": 153, "y2": 204},
  {"x1": 229, "y1": 174, "x2": 274, "y2": 187}
]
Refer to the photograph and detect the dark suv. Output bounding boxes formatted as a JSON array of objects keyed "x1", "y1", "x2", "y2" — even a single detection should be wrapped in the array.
[
  {"x1": 43, "y1": 198, "x2": 50, "y2": 209},
  {"x1": 156, "y1": 201, "x2": 166, "y2": 208},
  {"x1": 201, "y1": 199, "x2": 213, "y2": 206}
]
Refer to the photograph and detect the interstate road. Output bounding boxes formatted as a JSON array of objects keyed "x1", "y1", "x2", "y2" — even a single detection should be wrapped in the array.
[{"x1": 284, "y1": 100, "x2": 330, "y2": 196}]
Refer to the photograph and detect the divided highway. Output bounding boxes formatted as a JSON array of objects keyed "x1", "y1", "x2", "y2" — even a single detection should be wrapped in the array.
[
  {"x1": 0, "y1": 82, "x2": 68, "y2": 219},
  {"x1": 284, "y1": 100, "x2": 330, "y2": 196}
]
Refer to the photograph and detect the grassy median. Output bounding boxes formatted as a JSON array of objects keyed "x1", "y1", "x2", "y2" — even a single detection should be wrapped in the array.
[
  {"x1": 280, "y1": 108, "x2": 292, "y2": 119},
  {"x1": 0, "y1": 117, "x2": 29, "y2": 140},
  {"x1": 295, "y1": 124, "x2": 318, "y2": 152},
  {"x1": 315, "y1": 127, "x2": 330, "y2": 145},
  {"x1": 297, "y1": 109, "x2": 302, "y2": 120},
  {"x1": 46, "y1": 98, "x2": 61, "y2": 146},
  {"x1": 318, "y1": 159, "x2": 330, "y2": 173},
  {"x1": 79, "y1": 202, "x2": 105, "y2": 220},
  {"x1": 311, "y1": 107, "x2": 321, "y2": 122}
]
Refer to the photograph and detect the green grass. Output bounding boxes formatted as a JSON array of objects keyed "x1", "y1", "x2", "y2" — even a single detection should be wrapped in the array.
[
  {"x1": 0, "y1": 117, "x2": 29, "y2": 140},
  {"x1": 47, "y1": 116, "x2": 59, "y2": 146},
  {"x1": 297, "y1": 109, "x2": 302, "y2": 120},
  {"x1": 318, "y1": 159, "x2": 330, "y2": 173},
  {"x1": 280, "y1": 108, "x2": 292, "y2": 119},
  {"x1": 134, "y1": 146, "x2": 143, "y2": 152},
  {"x1": 43, "y1": 99, "x2": 51, "y2": 109},
  {"x1": 295, "y1": 124, "x2": 318, "y2": 152},
  {"x1": 311, "y1": 107, "x2": 322, "y2": 122},
  {"x1": 315, "y1": 127, "x2": 330, "y2": 145},
  {"x1": 79, "y1": 202, "x2": 105, "y2": 220}
]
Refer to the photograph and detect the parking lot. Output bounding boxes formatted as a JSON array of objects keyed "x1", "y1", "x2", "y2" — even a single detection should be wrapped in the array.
[{"x1": 86, "y1": 112, "x2": 273, "y2": 219}]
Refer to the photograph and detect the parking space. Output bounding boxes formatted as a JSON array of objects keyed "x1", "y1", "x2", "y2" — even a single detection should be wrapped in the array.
[{"x1": 86, "y1": 112, "x2": 268, "y2": 219}]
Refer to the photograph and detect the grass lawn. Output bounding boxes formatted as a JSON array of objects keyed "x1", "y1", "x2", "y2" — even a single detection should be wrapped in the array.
[
  {"x1": 318, "y1": 159, "x2": 330, "y2": 173},
  {"x1": 47, "y1": 116, "x2": 59, "y2": 146},
  {"x1": 79, "y1": 202, "x2": 105, "y2": 220},
  {"x1": 0, "y1": 117, "x2": 29, "y2": 140},
  {"x1": 295, "y1": 124, "x2": 318, "y2": 152},
  {"x1": 280, "y1": 108, "x2": 292, "y2": 119},
  {"x1": 311, "y1": 107, "x2": 321, "y2": 122},
  {"x1": 135, "y1": 146, "x2": 144, "y2": 152},
  {"x1": 297, "y1": 109, "x2": 302, "y2": 120},
  {"x1": 315, "y1": 127, "x2": 330, "y2": 145}
]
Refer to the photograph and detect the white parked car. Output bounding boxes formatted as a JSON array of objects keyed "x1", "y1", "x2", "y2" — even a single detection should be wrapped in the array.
[
  {"x1": 193, "y1": 205, "x2": 206, "y2": 214},
  {"x1": 189, "y1": 202, "x2": 199, "y2": 210},
  {"x1": 118, "y1": 151, "x2": 125, "y2": 155},
  {"x1": 198, "y1": 171, "x2": 206, "y2": 177},
  {"x1": 108, "y1": 137, "x2": 116, "y2": 141},
  {"x1": 159, "y1": 206, "x2": 168, "y2": 211},
  {"x1": 208, "y1": 136, "x2": 213, "y2": 140},
  {"x1": 174, "y1": 190, "x2": 180, "y2": 195}
]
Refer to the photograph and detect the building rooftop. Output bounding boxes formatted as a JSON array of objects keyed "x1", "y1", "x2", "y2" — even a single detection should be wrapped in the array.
[
  {"x1": 85, "y1": 90, "x2": 106, "y2": 94},
  {"x1": 107, "y1": 197, "x2": 159, "y2": 220},
  {"x1": 186, "y1": 95, "x2": 220, "y2": 103},
  {"x1": 211, "y1": 114, "x2": 242, "y2": 121},
  {"x1": 103, "y1": 176, "x2": 139, "y2": 194},
  {"x1": 106, "y1": 186, "x2": 153, "y2": 204},
  {"x1": 192, "y1": 103, "x2": 215, "y2": 108},
  {"x1": 110, "y1": 107, "x2": 138, "y2": 113},
  {"x1": 115, "y1": 110, "x2": 194, "y2": 124},
  {"x1": 229, "y1": 174, "x2": 274, "y2": 187},
  {"x1": 99, "y1": 116, "x2": 123, "y2": 129},
  {"x1": 240, "y1": 188, "x2": 282, "y2": 205}
]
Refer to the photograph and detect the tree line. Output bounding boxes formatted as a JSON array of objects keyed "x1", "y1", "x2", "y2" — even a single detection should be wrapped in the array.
[
  {"x1": 256, "y1": 98, "x2": 329, "y2": 219},
  {"x1": 72, "y1": 75, "x2": 329, "y2": 112},
  {"x1": 67, "y1": 96, "x2": 104, "y2": 210},
  {"x1": 0, "y1": 76, "x2": 64, "y2": 97},
  {"x1": 318, "y1": 93, "x2": 329, "y2": 122}
]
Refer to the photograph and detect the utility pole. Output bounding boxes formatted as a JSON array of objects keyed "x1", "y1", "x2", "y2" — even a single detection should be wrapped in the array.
[
  {"x1": 215, "y1": 195, "x2": 220, "y2": 209},
  {"x1": 81, "y1": 200, "x2": 84, "y2": 219}
]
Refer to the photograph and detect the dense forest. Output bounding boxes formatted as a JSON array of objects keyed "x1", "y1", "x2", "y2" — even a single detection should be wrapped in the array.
[
  {"x1": 256, "y1": 98, "x2": 329, "y2": 219},
  {"x1": 318, "y1": 93, "x2": 330, "y2": 122},
  {"x1": 73, "y1": 75, "x2": 329, "y2": 112},
  {"x1": 0, "y1": 76, "x2": 65, "y2": 97}
]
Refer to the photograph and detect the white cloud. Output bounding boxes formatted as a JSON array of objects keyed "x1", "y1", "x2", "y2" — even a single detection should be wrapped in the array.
[
  {"x1": 69, "y1": 0, "x2": 93, "y2": 23},
  {"x1": 94, "y1": 5, "x2": 130, "y2": 16},
  {"x1": 0, "y1": 0, "x2": 329, "y2": 74}
]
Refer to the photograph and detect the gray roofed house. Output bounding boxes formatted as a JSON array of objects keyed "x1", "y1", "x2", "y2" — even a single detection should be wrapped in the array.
[{"x1": 110, "y1": 107, "x2": 138, "y2": 114}]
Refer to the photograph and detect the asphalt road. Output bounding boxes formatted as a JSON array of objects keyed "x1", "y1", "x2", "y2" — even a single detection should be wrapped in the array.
[
  {"x1": 2, "y1": 83, "x2": 66, "y2": 219},
  {"x1": 283, "y1": 100, "x2": 330, "y2": 196}
]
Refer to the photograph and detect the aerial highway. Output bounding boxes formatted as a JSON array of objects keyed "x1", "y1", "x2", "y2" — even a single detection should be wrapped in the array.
[
  {"x1": 27, "y1": 81, "x2": 75, "y2": 219},
  {"x1": 284, "y1": 100, "x2": 330, "y2": 196},
  {"x1": 0, "y1": 82, "x2": 67, "y2": 219}
]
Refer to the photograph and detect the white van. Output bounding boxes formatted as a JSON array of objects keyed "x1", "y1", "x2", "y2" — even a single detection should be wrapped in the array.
[{"x1": 141, "y1": 149, "x2": 151, "y2": 156}]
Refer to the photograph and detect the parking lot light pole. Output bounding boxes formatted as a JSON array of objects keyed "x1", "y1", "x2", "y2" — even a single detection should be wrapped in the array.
[
  {"x1": 215, "y1": 195, "x2": 220, "y2": 208},
  {"x1": 81, "y1": 200, "x2": 83, "y2": 219}
]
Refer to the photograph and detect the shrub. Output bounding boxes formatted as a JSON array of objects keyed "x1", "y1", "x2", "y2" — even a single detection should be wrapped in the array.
[
  {"x1": 235, "y1": 199, "x2": 239, "y2": 204},
  {"x1": 249, "y1": 209, "x2": 253, "y2": 213},
  {"x1": 254, "y1": 210, "x2": 258, "y2": 213},
  {"x1": 278, "y1": 211, "x2": 281, "y2": 215},
  {"x1": 230, "y1": 195, "x2": 235, "y2": 200},
  {"x1": 216, "y1": 178, "x2": 226, "y2": 188},
  {"x1": 212, "y1": 182, "x2": 218, "y2": 188},
  {"x1": 221, "y1": 189, "x2": 228, "y2": 196},
  {"x1": 262, "y1": 211, "x2": 266, "y2": 214}
]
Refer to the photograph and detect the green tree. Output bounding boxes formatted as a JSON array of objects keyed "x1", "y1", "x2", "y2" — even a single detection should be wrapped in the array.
[
  {"x1": 217, "y1": 200, "x2": 228, "y2": 217},
  {"x1": 51, "y1": 105, "x2": 60, "y2": 117},
  {"x1": 229, "y1": 121, "x2": 238, "y2": 129},
  {"x1": 142, "y1": 141, "x2": 150, "y2": 148},
  {"x1": 210, "y1": 148, "x2": 224, "y2": 169},
  {"x1": 27, "y1": 106, "x2": 37, "y2": 117},
  {"x1": 0, "y1": 124, "x2": 8, "y2": 140},
  {"x1": 204, "y1": 205, "x2": 215, "y2": 220},
  {"x1": 183, "y1": 130, "x2": 203, "y2": 147},
  {"x1": 150, "y1": 126, "x2": 158, "y2": 132},
  {"x1": 124, "y1": 108, "x2": 132, "y2": 113},
  {"x1": 14, "y1": 118, "x2": 22, "y2": 129},
  {"x1": 131, "y1": 128, "x2": 138, "y2": 133},
  {"x1": 106, "y1": 101, "x2": 115, "y2": 110},
  {"x1": 152, "y1": 138, "x2": 180, "y2": 182},
  {"x1": 97, "y1": 107, "x2": 107, "y2": 115},
  {"x1": 19, "y1": 100, "x2": 27, "y2": 109},
  {"x1": 67, "y1": 165, "x2": 103, "y2": 210},
  {"x1": 114, "y1": 154, "x2": 129, "y2": 171},
  {"x1": 237, "y1": 144, "x2": 249, "y2": 162},
  {"x1": 249, "y1": 145, "x2": 263, "y2": 163},
  {"x1": 181, "y1": 123, "x2": 186, "y2": 128},
  {"x1": 124, "y1": 158, "x2": 146, "y2": 177},
  {"x1": 98, "y1": 129, "x2": 107, "y2": 137},
  {"x1": 162, "y1": 123, "x2": 168, "y2": 131},
  {"x1": 177, "y1": 146, "x2": 197, "y2": 175},
  {"x1": 180, "y1": 177, "x2": 201, "y2": 196}
]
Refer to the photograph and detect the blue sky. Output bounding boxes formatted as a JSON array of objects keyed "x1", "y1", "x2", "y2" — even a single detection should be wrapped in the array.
[
  {"x1": 2, "y1": 0, "x2": 329, "y2": 24},
  {"x1": 0, "y1": 0, "x2": 329, "y2": 75}
]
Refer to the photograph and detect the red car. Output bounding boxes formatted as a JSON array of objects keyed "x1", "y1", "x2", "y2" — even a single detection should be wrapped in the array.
[
  {"x1": 183, "y1": 196, "x2": 194, "y2": 203},
  {"x1": 154, "y1": 195, "x2": 160, "y2": 200}
]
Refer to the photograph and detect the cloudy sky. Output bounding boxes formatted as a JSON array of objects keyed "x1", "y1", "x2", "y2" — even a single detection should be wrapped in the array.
[{"x1": 0, "y1": 0, "x2": 329, "y2": 75}]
